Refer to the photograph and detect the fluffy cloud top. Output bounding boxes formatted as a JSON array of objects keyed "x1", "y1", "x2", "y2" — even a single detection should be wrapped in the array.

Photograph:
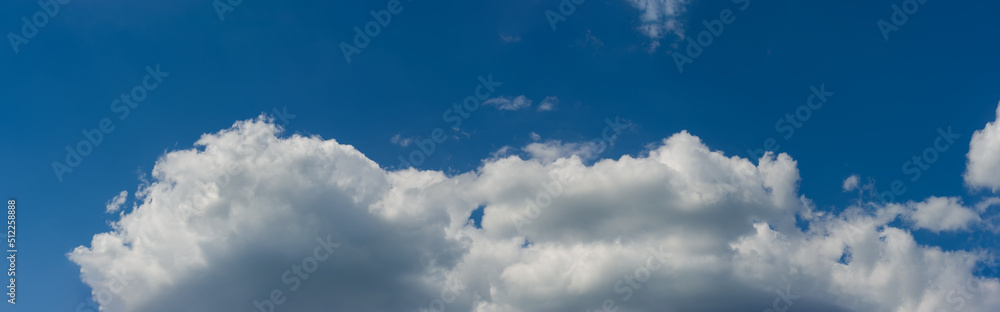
[
  {"x1": 965, "y1": 102, "x2": 1000, "y2": 192},
  {"x1": 521, "y1": 139, "x2": 606, "y2": 164},
  {"x1": 70, "y1": 116, "x2": 1000, "y2": 312}
]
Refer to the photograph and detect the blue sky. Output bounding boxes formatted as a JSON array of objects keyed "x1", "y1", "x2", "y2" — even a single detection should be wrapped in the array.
[{"x1": 3, "y1": 0, "x2": 1000, "y2": 311}]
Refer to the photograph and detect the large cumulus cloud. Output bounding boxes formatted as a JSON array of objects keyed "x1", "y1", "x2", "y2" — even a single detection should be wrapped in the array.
[
  {"x1": 70, "y1": 116, "x2": 1000, "y2": 312},
  {"x1": 966, "y1": 102, "x2": 1000, "y2": 192}
]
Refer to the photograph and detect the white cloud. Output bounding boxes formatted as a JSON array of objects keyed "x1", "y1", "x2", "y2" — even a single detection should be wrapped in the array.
[
  {"x1": 105, "y1": 190, "x2": 128, "y2": 213},
  {"x1": 966, "y1": 102, "x2": 1000, "y2": 192},
  {"x1": 623, "y1": 0, "x2": 688, "y2": 51},
  {"x1": 537, "y1": 96, "x2": 558, "y2": 112},
  {"x1": 529, "y1": 132, "x2": 541, "y2": 141},
  {"x1": 842, "y1": 174, "x2": 859, "y2": 192},
  {"x1": 900, "y1": 196, "x2": 981, "y2": 233},
  {"x1": 977, "y1": 197, "x2": 1000, "y2": 213},
  {"x1": 978, "y1": 197, "x2": 1000, "y2": 234},
  {"x1": 70, "y1": 116, "x2": 1000, "y2": 312},
  {"x1": 484, "y1": 96, "x2": 533, "y2": 111}
]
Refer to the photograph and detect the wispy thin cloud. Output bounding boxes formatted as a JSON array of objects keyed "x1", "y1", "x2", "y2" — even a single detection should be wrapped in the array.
[
  {"x1": 484, "y1": 95, "x2": 533, "y2": 111},
  {"x1": 623, "y1": 0, "x2": 688, "y2": 51},
  {"x1": 105, "y1": 190, "x2": 128, "y2": 213},
  {"x1": 390, "y1": 133, "x2": 412, "y2": 147},
  {"x1": 538, "y1": 96, "x2": 559, "y2": 112},
  {"x1": 500, "y1": 34, "x2": 521, "y2": 43}
]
